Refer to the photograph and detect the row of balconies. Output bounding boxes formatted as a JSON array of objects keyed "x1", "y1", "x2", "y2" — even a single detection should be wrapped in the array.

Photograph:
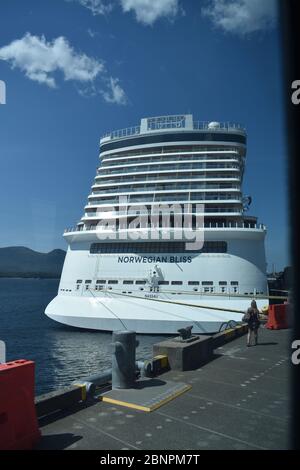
[
  {"x1": 92, "y1": 181, "x2": 240, "y2": 194},
  {"x1": 83, "y1": 207, "x2": 243, "y2": 219},
  {"x1": 83, "y1": 192, "x2": 243, "y2": 205},
  {"x1": 96, "y1": 169, "x2": 241, "y2": 180},
  {"x1": 90, "y1": 186, "x2": 240, "y2": 197},
  {"x1": 86, "y1": 192, "x2": 241, "y2": 202},
  {"x1": 101, "y1": 147, "x2": 240, "y2": 158},
  {"x1": 98, "y1": 161, "x2": 241, "y2": 173},
  {"x1": 93, "y1": 174, "x2": 241, "y2": 187},
  {"x1": 100, "y1": 156, "x2": 241, "y2": 168},
  {"x1": 91, "y1": 181, "x2": 242, "y2": 195},
  {"x1": 101, "y1": 146, "x2": 243, "y2": 159},
  {"x1": 65, "y1": 221, "x2": 265, "y2": 234}
]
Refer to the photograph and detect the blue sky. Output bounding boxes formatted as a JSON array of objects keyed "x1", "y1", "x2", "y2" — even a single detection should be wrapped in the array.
[{"x1": 0, "y1": 0, "x2": 290, "y2": 271}]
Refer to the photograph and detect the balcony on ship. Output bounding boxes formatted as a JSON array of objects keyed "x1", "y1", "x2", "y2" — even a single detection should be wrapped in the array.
[{"x1": 63, "y1": 220, "x2": 266, "y2": 240}]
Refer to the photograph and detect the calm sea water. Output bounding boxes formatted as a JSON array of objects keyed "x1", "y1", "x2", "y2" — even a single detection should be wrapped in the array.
[{"x1": 0, "y1": 278, "x2": 168, "y2": 395}]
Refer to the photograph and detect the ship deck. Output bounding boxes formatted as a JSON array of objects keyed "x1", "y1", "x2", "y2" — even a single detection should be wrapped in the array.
[{"x1": 36, "y1": 327, "x2": 291, "y2": 450}]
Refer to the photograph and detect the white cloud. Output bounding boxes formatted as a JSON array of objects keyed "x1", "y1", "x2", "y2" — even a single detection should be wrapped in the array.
[
  {"x1": 202, "y1": 0, "x2": 277, "y2": 35},
  {"x1": 69, "y1": 0, "x2": 113, "y2": 16},
  {"x1": 102, "y1": 77, "x2": 127, "y2": 105},
  {"x1": 0, "y1": 33, "x2": 128, "y2": 105},
  {"x1": 87, "y1": 28, "x2": 98, "y2": 38},
  {"x1": 69, "y1": 0, "x2": 181, "y2": 25},
  {"x1": 0, "y1": 33, "x2": 104, "y2": 88},
  {"x1": 120, "y1": 0, "x2": 179, "y2": 25}
]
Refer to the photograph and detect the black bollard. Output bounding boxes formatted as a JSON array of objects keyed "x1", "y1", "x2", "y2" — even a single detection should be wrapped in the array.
[{"x1": 111, "y1": 330, "x2": 139, "y2": 389}]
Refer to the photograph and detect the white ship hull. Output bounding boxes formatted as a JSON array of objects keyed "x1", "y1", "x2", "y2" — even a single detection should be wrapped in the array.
[
  {"x1": 45, "y1": 227, "x2": 269, "y2": 334},
  {"x1": 45, "y1": 292, "x2": 268, "y2": 334}
]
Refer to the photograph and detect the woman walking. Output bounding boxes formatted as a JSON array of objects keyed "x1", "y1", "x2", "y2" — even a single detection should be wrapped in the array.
[{"x1": 242, "y1": 300, "x2": 261, "y2": 346}]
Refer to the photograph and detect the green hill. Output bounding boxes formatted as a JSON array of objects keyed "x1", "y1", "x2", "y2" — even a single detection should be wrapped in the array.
[{"x1": 0, "y1": 246, "x2": 66, "y2": 278}]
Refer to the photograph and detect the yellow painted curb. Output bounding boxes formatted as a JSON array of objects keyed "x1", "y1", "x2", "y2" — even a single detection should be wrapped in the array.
[
  {"x1": 100, "y1": 384, "x2": 192, "y2": 412},
  {"x1": 73, "y1": 383, "x2": 87, "y2": 401}
]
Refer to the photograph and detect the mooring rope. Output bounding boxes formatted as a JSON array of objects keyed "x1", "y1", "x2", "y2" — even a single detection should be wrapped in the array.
[
  {"x1": 90, "y1": 287, "x2": 205, "y2": 331},
  {"x1": 87, "y1": 286, "x2": 129, "y2": 330},
  {"x1": 104, "y1": 289, "x2": 247, "y2": 314},
  {"x1": 159, "y1": 290, "x2": 288, "y2": 301}
]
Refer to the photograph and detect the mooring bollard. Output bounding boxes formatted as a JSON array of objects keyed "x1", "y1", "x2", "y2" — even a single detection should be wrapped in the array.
[{"x1": 112, "y1": 330, "x2": 139, "y2": 389}]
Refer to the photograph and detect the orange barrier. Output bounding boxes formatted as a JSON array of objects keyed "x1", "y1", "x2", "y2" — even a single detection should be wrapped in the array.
[
  {"x1": 266, "y1": 304, "x2": 290, "y2": 330},
  {"x1": 0, "y1": 359, "x2": 41, "y2": 450}
]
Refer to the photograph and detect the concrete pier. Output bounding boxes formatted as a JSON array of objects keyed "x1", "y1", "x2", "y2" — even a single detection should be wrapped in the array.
[{"x1": 36, "y1": 328, "x2": 290, "y2": 450}]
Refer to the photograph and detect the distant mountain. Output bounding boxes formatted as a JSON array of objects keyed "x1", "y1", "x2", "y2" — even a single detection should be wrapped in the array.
[{"x1": 0, "y1": 246, "x2": 66, "y2": 278}]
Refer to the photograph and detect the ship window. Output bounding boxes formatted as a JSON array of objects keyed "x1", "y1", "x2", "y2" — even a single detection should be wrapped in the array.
[
  {"x1": 76, "y1": 280, "x2": 83, "y2": 283},
  {"x1": 231, "y1": 281, "x2": 239, "y2": 285},
  {"x1": 108, "y1": 280, "x2": 118, "y2": 284},
  {"x1": 188, "y1": 281, "x2": 199, "y2": 285},
  {"x1": 158, "y1": 281, "x2": 169, "y2": 285},
  {"x1": 123, "y1": 280, "x2": 134, "y2": 284},
  {"x1": 90, "y1": 241, "x2": 227, "y2": 254},
  {"x1": 171, "y1": 281, "x2": 183, "y2": 285},
  {"x1": 136, "y1": 280, "x2": 146, "y2": 284},
  {"x1": 202, "y1": 281, "x2": 213, "y2": 286},
  {"x1": 219, "y1": 281, "x2": 227, "y2": 285},
  {"x1": 85, "y1": 280, "x2": 92, "y2": 284},
  {"x1": 96, "y1": 280, "x2": 106, "y2": 284}
]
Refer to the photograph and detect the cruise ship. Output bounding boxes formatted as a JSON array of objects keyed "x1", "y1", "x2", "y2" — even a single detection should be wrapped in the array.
[{"x1": 45, "y1": 114, "x2": 268, "y2": 334}]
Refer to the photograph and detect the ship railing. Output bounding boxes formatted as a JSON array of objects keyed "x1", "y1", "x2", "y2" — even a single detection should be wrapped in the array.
[
  {"x1": 102, "y1": 147, "x2": 241, "y2": 157},
  {"x1": 64, "y1": 222, "x2": 266, "y2": 233},
  {"x1": 101, "y1": 146, "x2": 240, "y2": 161},
  {"x1": 101, "y1": 126, "x2": 141, "y2": 140},
  {"x1": 193, "y1": 121, "x2": 245, "y2": 132},
  {"x1": 101, "y1": 155, "x2": 241, "y2": 164},
  {"x1": 101, "y1": 147, "x2": 241, "y2": 158},
  {"x1": 92, "y1": 182, "x2": 240, "y2": 189},
  {"x1": 87, "y1": 195, "x2": 242, "y2": 203},
  {"x1": 100, "y1": 159, "x2": 241, "y2": 168},
  {"x1": 97, "y1": 165, "x2": 240, "y2": 174},
  {"x1": 100, "y1": 122, "x2": 245, "y2": 142},
  {"x1": 83, "y1": 208, "x2": 243, "y2": 217},
  {"x1": 84, "y1": 207, "x2": 243, "y2": 215}
]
